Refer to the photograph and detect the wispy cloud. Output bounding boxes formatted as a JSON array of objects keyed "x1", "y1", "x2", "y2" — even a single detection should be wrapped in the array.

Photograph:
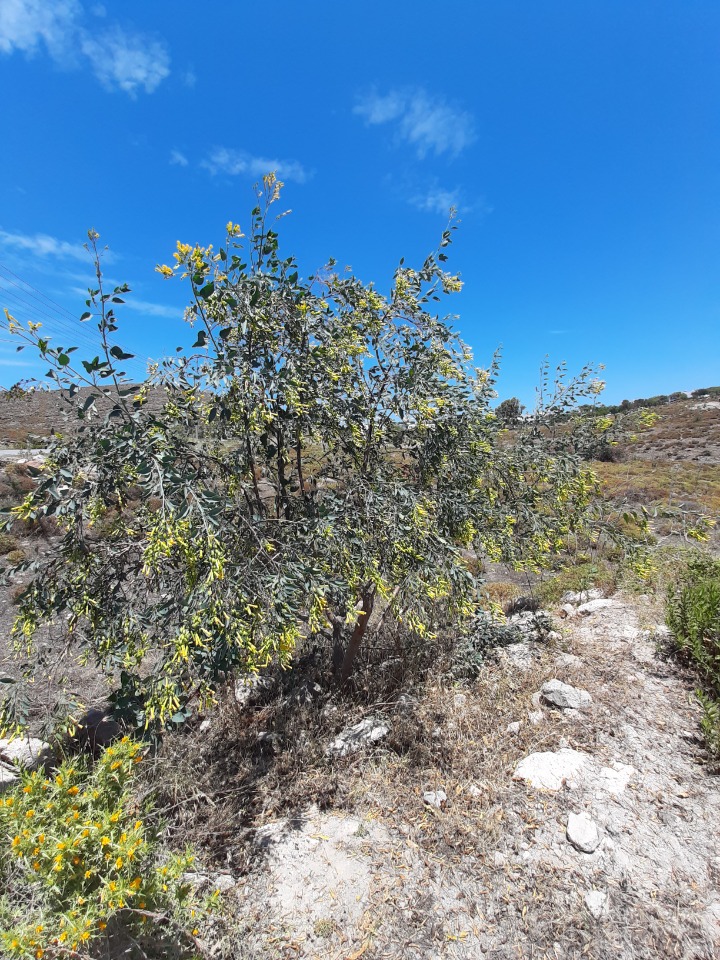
[
  {"x1": 0, "y1": 356, "x2": 36, "y2": 367},
  {"x1": 170, "y1": 149, "x2": 188, "y2": 167},
  {"x1": 0, "y1": 228, "x2": 92, "y2": 263},
  {"x1": 182, "y1": 67, "x2": 196, "y2": 88},
  {"x1": 354, "y1": 87, "x2": 476, "y2": 159},
  {"x1": 0, "y1": 0, "x2": 171, "y2": 96},
  {"x1": 410, "y1": 185, "x2": 461, "y2": 215},
  {"x1": 80, "y1": 27, "x2": 170, "y2": 96},
  {"x1": 121, "y1": 297, "x2": 180, "y2": 320},
  {"x1": 0, "y1": 0, "x2": 79, "y2": 58},
  {"x1": 201, "y1": 148, "x2": 309, "y2": 184}
]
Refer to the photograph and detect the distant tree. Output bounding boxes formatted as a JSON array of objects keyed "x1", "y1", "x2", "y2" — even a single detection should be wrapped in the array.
[
  {"x1": 496, "y1": 397, "x2": 524, "y2": 422},
  {"x1": 1, "y1": 176, "x2": 604, "y2": 731}
]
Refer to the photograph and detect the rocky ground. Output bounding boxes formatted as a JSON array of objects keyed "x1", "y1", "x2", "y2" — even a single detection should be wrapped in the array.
[{"x1": 188, "y1": 593, "x2": 719, "y2": 960}]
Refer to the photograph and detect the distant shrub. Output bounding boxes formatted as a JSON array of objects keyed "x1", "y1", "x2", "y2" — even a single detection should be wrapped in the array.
[
  {"x1": 0, "y1": 533, "x2": 18, "y2": 555},
  {"x1": 495, "y1": 397, "x2": 524, "y2": 422},
  {"x1": 535, "y1": 559, "x2": 616, "y2": 606},
  {"x1": 3, "y1": 464, "x2": 36, "y2": 497},
  {"x1": 666, "y1": 555, "x2": 720, "y2": 756},
  {"x1": 0, "y1": 737, "x2": 211, "y2": 958}
]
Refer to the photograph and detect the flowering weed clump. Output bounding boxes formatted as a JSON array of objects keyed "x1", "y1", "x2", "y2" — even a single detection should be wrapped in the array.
[{"x1": 0, "y1": 737, "x2": 211, "y2": 957}]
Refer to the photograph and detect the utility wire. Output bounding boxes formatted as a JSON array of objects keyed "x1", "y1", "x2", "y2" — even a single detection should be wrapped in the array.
[{"x1": 0, "y1": 263, "x2": 152, "y2": 380}]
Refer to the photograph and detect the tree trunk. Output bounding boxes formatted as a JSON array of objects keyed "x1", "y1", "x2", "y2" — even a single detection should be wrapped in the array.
[{"x1": 338, "y1": 590, "x2": 375, "y2": 686}]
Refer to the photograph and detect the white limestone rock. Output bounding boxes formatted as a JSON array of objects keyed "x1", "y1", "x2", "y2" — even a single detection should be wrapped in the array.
[
  {"x1": 584, "y1": 889, "x2": 608, "y2": 918},
  {"x1": 423, "y1": 789, "x2": 447, "y2": 809},
  {"x1": 513, "y1": 748, "x2": 590, "y2": 790},
  {"x1": 541, "y1": 679, "x2": 592, "y2": 710},
  {"x1": 327, "y1": 717, "x2": 391, "y2": 757},
  {"x1": 577, "y1": 598, "x2": 618, "y2": 616},
  {"x1": 0, "y1": 765, "x2": 18, "y2": 794},
  {"x1": 0, "y1": 737, "x2": 51, "y2": 772},
  {"x1": 562, "y1": 588, "x2": 604, "y2": 604},
  {"x1": 567, "y1": 811, "x2": 601, "y2": 853}
]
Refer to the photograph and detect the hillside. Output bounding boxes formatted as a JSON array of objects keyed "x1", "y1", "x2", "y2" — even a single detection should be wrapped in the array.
[
  {"x1": 0, "y1": 385, "x2": 169, "y2": 447},
  {"x1": 0, "y1": 385, "x2": 718, "y2": 959}
]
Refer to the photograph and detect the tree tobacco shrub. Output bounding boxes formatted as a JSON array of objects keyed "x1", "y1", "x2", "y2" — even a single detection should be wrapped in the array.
[{"x1": 1, "y1": 175, "x2": 609, "y2": 730}]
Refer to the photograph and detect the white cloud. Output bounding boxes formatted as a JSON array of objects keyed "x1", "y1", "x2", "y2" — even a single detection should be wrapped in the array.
[
  {"x1": 182, "y1": 68, "x2": 196, "y2": 88},
  {"x1": 0, "y1": 0, "x2": 170, "y2": 96},
  {"x1": 355, "y1": 87, "x2": 476, "y2": 159},
  {"x1": 201, "y1": 148, "x2": 309, "y2": 184},
  {"x1": 0, "y1": 356, "x2": 36, "y2": 367},
  {"x1": 80, "y1": 27, "x2": 170, "y2": 96},
  {"x1": 0, "y1": 228, "x2": 92, "y2": 262},
  {"x1": 170, "y1": 149, "x2": 188, "y2": 167},
  {"x1": 0, "y1": 0, "x2": 80, "y2": 57},
  {"x1": 121, "y1": 297, "x2": 179, "y2": 319},
  {"x1": 410, "y1": 186, "x2": 461, "y2": 215}
]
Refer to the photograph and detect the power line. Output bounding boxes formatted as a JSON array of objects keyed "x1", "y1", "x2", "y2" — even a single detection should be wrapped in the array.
[
  {"x1": 0, "y1": 263, "x2": 80, "y2": 322},
  {"x1": 0, "y1": 284, "x2": 106, "y2": 355},
  {"x1": 0, "y1": 262, "x2": 152, "y2": 380}
]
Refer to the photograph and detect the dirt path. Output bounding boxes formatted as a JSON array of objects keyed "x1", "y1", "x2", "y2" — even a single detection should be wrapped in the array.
[{"x1": 214, "y1": 595, "x2": 719, "y2": 960}]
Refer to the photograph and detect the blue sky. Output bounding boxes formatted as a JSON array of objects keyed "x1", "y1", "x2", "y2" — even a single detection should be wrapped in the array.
[{"x1": 0, "y1": 0, "x2": 718, "y2": 405}]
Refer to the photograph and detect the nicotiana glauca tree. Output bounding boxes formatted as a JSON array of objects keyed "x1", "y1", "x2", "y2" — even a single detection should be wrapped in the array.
[{"x1": 1, "y1": 175, "x2": 608, "y2": 731}]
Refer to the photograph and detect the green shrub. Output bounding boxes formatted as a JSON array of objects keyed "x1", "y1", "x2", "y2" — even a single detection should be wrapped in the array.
[
  {"x1": 666, "y1": 555, "x2": 720, "y2": 755},
  {"x1": 450, "y1": 610, "x2": 553, "y2": 680},
  {"x1": 0, "y1": 737, "x2": 211, "y2": 957},
  {"x1": 535, "y1": 559, "x2": 616, "y2": 606},
  {"x1": 1, "y1": 177, "x2": 607, "y2": 728}
]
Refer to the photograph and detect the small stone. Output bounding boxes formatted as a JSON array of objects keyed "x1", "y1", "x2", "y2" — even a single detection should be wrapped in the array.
[
  {"x1": 547, "y1": 630, "x2": 563, "y2": 643},
  {"x1": 327, "y1": 717, "x2": 391, "y2": 757},
  {"x1": 577, "y1": 598, "x2": 617, "y2": 616},
  {"x1": 501, "y1": 642, "x2": 533, "y2": 670},
  {"x1": 528, "y1": 710, "x2": 544, "y2": 725},
  {"x1": 493, "y1": 851, "x2": 507, "y2": 867},
  {"x1": 468, "y1": 784, "x2": 483, "y2": 797},
  {"x1": 584, "y1": 890, "x2": 608, "y2": 918},
  {"x1": 555, "y1": 652, "x2": 581, "y2": 668},
  {"x1": 453, "y1": 693, "x2": 467, "y2": 708},
  {"x1": 199, "y1": 719, "x2": 212, "y2": 734},
  {"x1": 559, "y1": 604, "x2": 577, "y2": 619},
  {"x1": 423, "y1": 789, "x2": 447, "y2": 809},
  {"x1": 562, "y1": 588, "x2": 604, "y2": 604},
  {"x1": 541, "y1": 679, "x2": 592, "y2": 711},
  {"x1": 513, "y1": 748, "x2": 589, "y2": 790},
  {"x1": 0, "y1": 737, "x2": 51, "y2": 772},
  {"x1": 183, "y1": 871, "x2": 235, "y2": 892},
  {"x1": 567, "y1": 812, "x2": 601, "y2": 853},
  {"x1": 234, "y1": 673, "x2": 271, "y2": 707},
  {"x1": 506, "y1": 721, "x2": 521, "y2": 735},
  {"x1": 395, "y1": 693, "x2": 418, "y2": 711}
]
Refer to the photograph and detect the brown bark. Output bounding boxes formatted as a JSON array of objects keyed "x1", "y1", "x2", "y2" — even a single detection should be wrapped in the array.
[{"x1": 338, "y1": 589, "x2": 375, "y2": 686}]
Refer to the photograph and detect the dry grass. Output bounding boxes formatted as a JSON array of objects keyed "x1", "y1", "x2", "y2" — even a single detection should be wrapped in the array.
[
  {"x1": 141, "y1": 608, "x2": 719, "y2": 959},
  {"x1": 595, "y1": 460, "x2": 720, "y2": 515}
]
